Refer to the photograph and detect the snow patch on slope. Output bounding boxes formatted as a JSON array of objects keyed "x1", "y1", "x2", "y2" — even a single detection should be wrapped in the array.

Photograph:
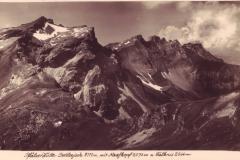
[
  {"x1": 35, "y1": 89, "x2": 48, "y2": 96},
  {"x1": 214, "y1": 92, "x2": 240, "y2": 108},
  {"x1": 137, "y1": 74, "x2": 164, "y2": 92},
  {"x1": 215, "y1": 102, "x2": 237, "y2": 119},
  {"x1": 33, "y1": 22, "x2": 69, "y2": 41},
  {"x1": 209, "y1": 92, "x2": 240, "y2": 119},
  {"x1": 53, "y1": 121, "x2": 63, "y2": 128},
  {"x1": 124, "y1": 41, "x2": 131, "y2": 45},
  {"x1": 33, "y1": 30, "x2": 54, "y2": 41},
  {"x1": 110, "y1": 54, "x2": 118, "y2": 64}
]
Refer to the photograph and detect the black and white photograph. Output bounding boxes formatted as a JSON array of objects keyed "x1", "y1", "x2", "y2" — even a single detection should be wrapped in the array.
[{"x1": 1, "y1": 1, "x2": 240, "y2": 152}]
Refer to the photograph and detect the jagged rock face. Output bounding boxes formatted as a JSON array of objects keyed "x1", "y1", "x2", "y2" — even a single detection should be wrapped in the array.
[
  {"x1": 1, "y1": 17, "x2": 240, "y2": 150},
  {"x1": 113, "y1": 35, "x2": 240, "y2": 98},
  {"x1": 0, "y1": 17, "x2": 117, "y2": 150}
]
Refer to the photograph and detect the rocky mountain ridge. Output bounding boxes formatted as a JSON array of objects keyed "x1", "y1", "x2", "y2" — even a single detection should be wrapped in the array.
[{"x1": 1, "y1": 16, "x2": 240, "y2": 150}]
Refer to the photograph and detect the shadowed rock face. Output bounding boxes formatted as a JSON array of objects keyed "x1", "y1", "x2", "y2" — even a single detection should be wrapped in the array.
[{"x1": 1, "y1": 16, "x2": 240, "y2": 150}]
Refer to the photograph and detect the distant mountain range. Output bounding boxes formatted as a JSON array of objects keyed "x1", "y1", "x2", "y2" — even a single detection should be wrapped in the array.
[{"x1": 0, "y1": 16, "x2": 240, "y2": 150}]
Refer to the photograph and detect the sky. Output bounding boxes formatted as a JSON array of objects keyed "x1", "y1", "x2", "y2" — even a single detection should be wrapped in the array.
[{"x1": 1, "y1": 1, "x2": 240, "y2": 64}]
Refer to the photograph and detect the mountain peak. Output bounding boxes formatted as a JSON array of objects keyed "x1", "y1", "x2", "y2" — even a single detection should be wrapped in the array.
[
  {"x1": 34, "y1": 16, "x2": 54, "y2": 25},
  {"x1": 183, "y1": 42, "x2": 224, "y2": 62},
  {"x1": 27, "y1": 16, "x2": 54, "y2": 29},
  {"x1": 17, "y1": 16, "x2": 54, "y2": 33}
]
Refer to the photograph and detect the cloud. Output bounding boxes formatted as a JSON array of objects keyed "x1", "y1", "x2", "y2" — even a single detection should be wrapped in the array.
[
  {"x1": 142, "y1": 1, "x2": 191, "y2": 10},
  {"x1": 141, "y1": 1, "x2": 173, "y2": 9},
  {"x1": 176, "y1": 1, "x2": 192, "y2": 11},
  {"x1": 159, "y1": 2, "x2": 240, "y2": 64}
]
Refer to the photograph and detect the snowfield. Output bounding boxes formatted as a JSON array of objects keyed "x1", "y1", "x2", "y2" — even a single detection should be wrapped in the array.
[
  {"x1": 33, "y1": 22, "x2": 69, "y2": 40},
  {"x1": 33, "y1": 22, "x2": 92, "y2": 42}
]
